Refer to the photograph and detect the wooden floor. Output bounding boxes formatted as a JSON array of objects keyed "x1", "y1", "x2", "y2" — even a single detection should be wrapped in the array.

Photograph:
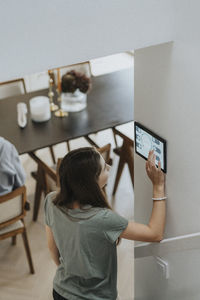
[{"x1": 0, "y1": 129, "x2": 134, "y2": 300}]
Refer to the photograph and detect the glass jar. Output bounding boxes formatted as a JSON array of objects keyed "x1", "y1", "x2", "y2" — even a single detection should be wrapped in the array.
[{"x1": 61, "y1": 89, "x2": 87, "y2": 112}]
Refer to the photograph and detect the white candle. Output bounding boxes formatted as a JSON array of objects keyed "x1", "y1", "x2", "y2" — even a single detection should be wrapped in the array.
[{"x1": 30, "y1": 96, "x2": 51, "y2": 122}]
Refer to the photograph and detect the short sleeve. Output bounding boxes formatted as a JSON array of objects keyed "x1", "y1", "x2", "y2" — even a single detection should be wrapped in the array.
[
  {"x1": 44, "y1": 192, "x2": 57, "y2": 227},
  {"x1": 102, "y1": 209, "x2": 128, "y2": 244}
]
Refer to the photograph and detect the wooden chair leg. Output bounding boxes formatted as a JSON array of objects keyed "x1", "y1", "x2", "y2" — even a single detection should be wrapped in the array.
[
  {"x1": 111, "y1": 128, "x2": 134, "y2": 195},
  {"x1": 33, "y1": 183, "x2": 43, "y2": 221},
  {"x1": 22, "y1": 229, "x2": 35, "y2": 274},
  {"x1": 112, "y1": 157, "x2": 126, "y2": 196},
  {"x1": 84, "y1": 135, "x2": 100, "y2": 148},
  {"x1": 33, "y1": 167, "x2": 44, "y2": 221},
  {"x1": 127, "y1": 147, "x2": 134, "y2": 189},
  {"x1": 112, "y1": 128, "x2": 118, "y2": 147},
  {"x1": 11, "y1": 235, "x2": 17, "y2": 245},
  {"x1": 49, "y1": 146, "x2": 56, "y2": 164},
  {"x1": 66, "y1": 141, "x2": 71, "y2": 152}
]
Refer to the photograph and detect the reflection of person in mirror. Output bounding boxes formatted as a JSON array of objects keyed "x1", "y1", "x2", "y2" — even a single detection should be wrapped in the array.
[
  {"x1": 45, "y1": 147, "x2": 166, "y2": 300},
  {"x1": 0, "y1": 137, "x2": 25, "y2": 195}
]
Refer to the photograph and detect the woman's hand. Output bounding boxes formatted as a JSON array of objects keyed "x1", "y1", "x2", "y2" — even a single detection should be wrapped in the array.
[
  {"x1": 120, "y1": 149, "x2": 166, "y2": 243},
  {"x1": 146, "y1": 150, "x2": 165, "y2": 188}
]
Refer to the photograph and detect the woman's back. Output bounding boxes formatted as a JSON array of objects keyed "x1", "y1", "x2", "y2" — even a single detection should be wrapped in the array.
[
  {"x1": 45, "y1": 147, "x2": 166, "y2": 300},
  {"x1": 45, "y1": 192, "x2": 128, "y2": 300}
]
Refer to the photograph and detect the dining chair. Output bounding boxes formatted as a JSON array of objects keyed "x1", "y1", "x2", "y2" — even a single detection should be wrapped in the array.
[
  {"x1": 49, "y1": 61, "x2": 92, "y2": 97},
  {"x1": 112, "y1": 127, "x2": 134, "y2": 196},
  {"x1": 0, "y1": 78, "x2": 27, "y2": 99},
  {"x1": 0, "y1": 77, "x2": 55, "y2": 164},
  {"x1": 0, "y1": 186, "x2": 35, "y2": 274},
  {"x1": 29, "y1": 143, "x2": 112, "y2": 221}
]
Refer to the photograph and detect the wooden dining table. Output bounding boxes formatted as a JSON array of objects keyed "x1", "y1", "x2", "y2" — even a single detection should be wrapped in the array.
[{"x1": 0, "y1": 69, "x2": 134, "y2": 155}]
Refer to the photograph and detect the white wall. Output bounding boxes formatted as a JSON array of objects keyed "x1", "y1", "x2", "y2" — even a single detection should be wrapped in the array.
[
  {"x1": 135, "y1": 249, "x2": 200, "y2": 299},
  {"x1": 2, "y1": 0, "x2": 200, "y2": 298},
  {"x1": 134, "y1": 1, "x2": 200, "y2": 298},
  {"x1": 134, "y1": 40, "x2": 200, "y2": 239},
  {"x1": 0, "y1": 0, "x2": 174, "y2": 81}
]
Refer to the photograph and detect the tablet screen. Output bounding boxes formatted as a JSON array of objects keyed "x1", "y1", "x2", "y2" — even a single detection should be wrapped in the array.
[{"x1": 134, "y1": 122, "x2": 167, "y2": 173}]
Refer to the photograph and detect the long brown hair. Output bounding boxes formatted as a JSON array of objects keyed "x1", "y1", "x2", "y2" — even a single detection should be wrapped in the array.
[{"x1": 53, "y1": 147, "x2": 110, "y2": 209}]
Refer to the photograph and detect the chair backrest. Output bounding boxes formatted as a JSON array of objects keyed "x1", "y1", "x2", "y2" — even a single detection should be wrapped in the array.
[
  {"x1": 89, "y1": 52, "x2": 134, "y2": 76},
  {"x1": 48, "y1": 61, "x2": 92, "y2": 91},
  {"x1": 0, "y1": 186, "x2": 26, "y2": 229},
  {"x1": 0, "y1": 78, "x2": 27, "y2": 100},
  {"x1": 56, "y1": 158, "x2": 62, "y2": 188}
]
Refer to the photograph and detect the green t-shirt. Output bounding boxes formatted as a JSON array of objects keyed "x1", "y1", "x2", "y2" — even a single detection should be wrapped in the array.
[{"x1": 44, "y1": 192, "x2": 128, "y2": 300}]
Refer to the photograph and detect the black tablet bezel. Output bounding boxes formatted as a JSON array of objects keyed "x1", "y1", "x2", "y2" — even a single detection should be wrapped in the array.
[{"x1": 134, "y1": 122, "x2": 167, "y2": 173}]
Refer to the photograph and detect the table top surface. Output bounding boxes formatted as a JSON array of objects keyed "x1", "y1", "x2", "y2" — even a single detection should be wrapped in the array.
[{"x1": 0, "y1": 69, "x2": 133, "y2": 154}]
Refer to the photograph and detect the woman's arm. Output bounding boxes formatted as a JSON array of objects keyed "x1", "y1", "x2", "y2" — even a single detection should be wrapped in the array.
[
  {"x1": 121, "y1": 150, "x2": 166, "y2": 242},
  {"x1": 45, "y1": 225, "x2": 60, "y2": 266}
]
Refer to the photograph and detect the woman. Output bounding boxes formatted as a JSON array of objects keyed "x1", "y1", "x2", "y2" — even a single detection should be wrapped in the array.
[{"x1": 44, "y1": 147, "x2": 165, "y2": 300}]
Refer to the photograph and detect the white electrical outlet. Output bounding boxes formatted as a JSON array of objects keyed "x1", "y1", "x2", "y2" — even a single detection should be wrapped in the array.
[{"x1": 155, "y1": 256, "x2": 169, "y2": 279}]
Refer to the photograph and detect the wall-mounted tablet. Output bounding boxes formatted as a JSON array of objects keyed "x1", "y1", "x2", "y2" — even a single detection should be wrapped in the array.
[{"x1": 134, "y1": 122, "x2": 167, "y2": 173}]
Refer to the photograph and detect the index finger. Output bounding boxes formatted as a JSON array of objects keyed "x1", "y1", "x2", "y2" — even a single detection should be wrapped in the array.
[{"x1": 148, "y1": 149, "x2": 154, "y2": 161}]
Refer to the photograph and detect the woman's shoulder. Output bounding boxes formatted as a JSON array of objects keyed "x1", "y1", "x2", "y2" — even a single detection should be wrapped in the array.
[
  {"x1": 44, "y1": 191, "x2": 58, "y2": 208},
  {"x1": 92, "y1": 207, "x2": 123, "y2": 222},
  {"x1": 96, "y1": 208, "x2": 128, "y2": 227},
  {"x1": 98, "y1": 207, "x2": 120, "y2": 218}
]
